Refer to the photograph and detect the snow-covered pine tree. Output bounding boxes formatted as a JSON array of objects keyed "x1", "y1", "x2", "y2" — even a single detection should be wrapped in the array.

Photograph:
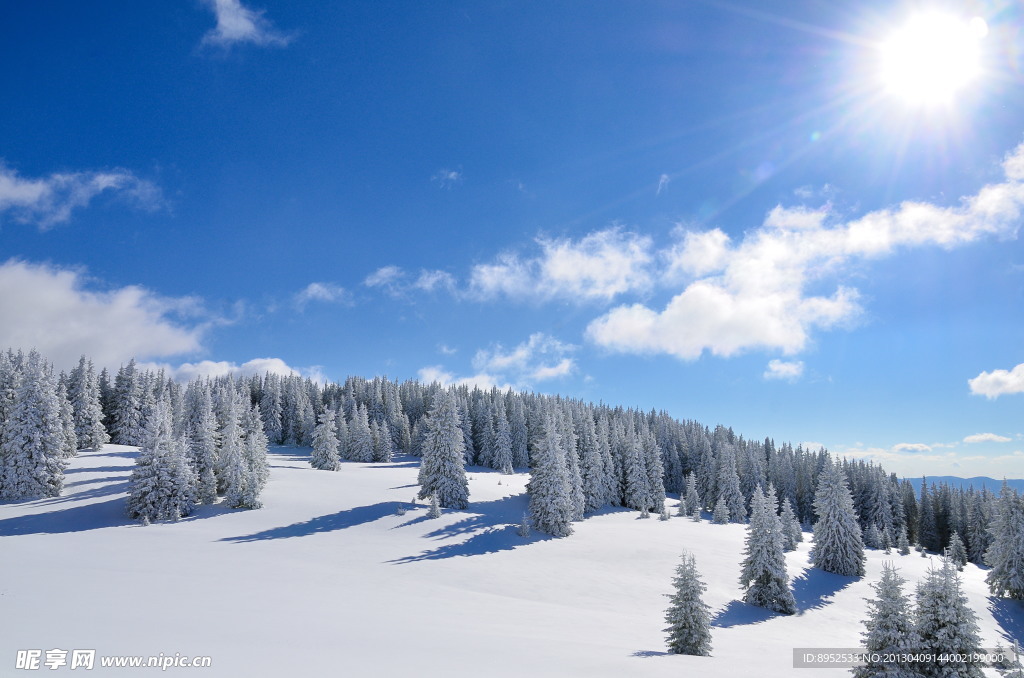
[
  {"x1": 185, "y1": 384, "x2": 218, "y2": 504},
  {"x1": 417, "y1": 389, "x2": 469, "y2": 509},
  {"x1": 56, "y1": 379, "x2": 78, "y2": 458},
  {"x1": 68, "y1": 356, "x2": 108, "y2": 451},
  {"x1": 947, "y1": 531, "x2": 968, "y2": 571},
  {"x1": 0, "y1": 351, "x2": 67, "y2": 499},
  {"x1": 682, "y1": 472, "x2": 701, "y2": 517},
  {"x1": 810, "y1": 457, "x2": 866, "y2": 576},
  {"x1": 712, "y1": 495, "x2": 731, "y2": 524},
  {"x1": 527, "y1": 414, "x2": 575, "y2": 538},
  {"x1": 852, "y1": 562, "x2": 921, "y2": 678},
  {"x1": 739, "y1": 487, "x2": 796, "y2": 614},
  {"x1": 915, "y1": 558, "x2": 985, "y2": 678},
  {"x1": 110, "y1": 359, "x2": 146, "y2": 446},
  {"x1": 985, "y1": 485, "x2": 1024, "y2": 599},
  {"x1": 491, "y1": 403, "x2": 514, "y2": 475},
  {"x1": 864, "y1": 523, "x2": 883, "y2": 550},
  {"x1": 233, "y1": 403, "x2": 270, "y2": 509},
  {"x1": 311, "y1": 409, "x2": 340, "y2": 471},
  {"x1": 897, "y1": 527, "x2": 912, "y2": 556},
  {"x1": 427, "y1": 492, "x2": 441, "y2": 518},
  {"x1": 347, "y1": 404, "x2": 374, "y2": 463},
  {"x1": 717, "y1": 446, "x2": 746, "y2": 523},
  {"x1": 125, "y1": 398, "x2": 197, "y2": 522},
  {"x1": 663, "y1": 551, "x2": 713, "y2": 656},
  {"x1": 780, "y1": 497, "x2": 803, "y2": 551}
]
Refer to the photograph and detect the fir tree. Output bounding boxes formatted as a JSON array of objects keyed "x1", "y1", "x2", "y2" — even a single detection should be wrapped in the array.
[
  {"x1": 712, "y1": 495, "x2": 731, "y2": 524},
  {"x1": 491, "y1": 404, "x2": 514, "y2": 475},
  {"x1": 427, "y1": 493, "x2": 441, "y2": 518},
  {"x1": 527, "y1": 414, "x2": 574, "y2": 537},
  {"x1": 311, "y1": 409, "x2": 340, "y2": 471},
  {"x1": 125, "y1": 399, "x2": 197, "y2": 522},
  {"x1": 915, "y1": 558, "x2": 984, "y2": 678},
  {"x1": 682, "y1": 472, "x2": 701, "y2": 517},
  {"x1": 68, "y1": 356, "x2": 108, "y2": 451},
  {"x1": 852, "y1": 563, "x2": 921, "y2": 678},
  {"x1": 235, "y1": 403, "x2": 270, "y2": 509},
  {"x1": 347, "y1": 404, "x2": 374, "y2": 463},
  {"x1": 717, "y1": 446, "x2": 747, "y2": 522},
  {"x1": 110, "y1": 359, "x2": 146, "y2": 446},
  {"x1": 185, "y1": 385, "x2": 219, "y2": 505},
  {"x1": 811, "y1": 458, "x2": 866, "y2": 577},
  {"x1": 663, "y1": 551, "x2": 713, "y2": 656},
  {"x1": 864, "y1": 523, "x2": 883, "y2": 550},
  {"x1": 739, "y1": 487, "x2": 796, "y2": 614},
  {"x1": 780, "y1": 498, "x2": 803, "y2": 551},
  {"x1": 0, "y1": 351, "x2": 67, "y2": 499},
  {"x1": 417, "y1": 389, "x2": 469, "y2": 509},
  {"x1": 897, "y1": 527, "x2": 912, "y2": 556},
  {"x1": 947, "y1": 532, "x2": 968, "y2": 571},
  {"x1": 986, "y1": 486, "x2": 1024, "y2": 599}
]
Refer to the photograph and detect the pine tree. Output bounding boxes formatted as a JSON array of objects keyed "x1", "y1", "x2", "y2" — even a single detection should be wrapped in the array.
[
  {"x1": 125, "y1": 399, "x2": 197, "y2": 522},
  {"x1": 915, "y1": 558, "x2": 985, "y2": 678},
  {"x1": 852, "y1": 563, "x2": 921, "y2": 678},
  {"x1": 185, "y1": 385, "x2": 219, "y2": 505},
  {"x1": 713, "y1": 495, "x2": 731, "y2": 524},
  {"x1": 234, "y1": 403, "x2": 270, "y2": 509},
  {"x1": 347, "y1": 404, "x2": 374, "y2": 463},
  {"x1": 986, "y1": 486, "x2": 1024, "y2": 599},
  {"x1": 683, "y1": 472, "x2": 701, "y2": 517},
  {"x1": 491, "y1": 404, "x2": 514, "y2": 475},
  {"x1": 947, "y1": 532, "x2": 968, "y2": 571},
  {"x1": 780, "y1": 498, "x2": 803, "y2": 551},
  {"x1": 311, "y1": 409, "x2": 340, "y2": 471},
  {"x1": 811, "y1": 458, "x2": 866, "y2": 576},
  {"x1": 417, "y1": 389, "x2": 469, "y2": 509},
  {"x1": 717, "y1": 447, "x2": 747, "y2": 522},
  {"x1": 739, "y1": 487, "x2": 796, "y2": 614},
  {"x1": 0, "y1": 351, "x2": 67, "y2": 499},
  {"x1": 864, "y1": 523, "x2": 883, "y2": 550},
  {"x1": 427, "y1": 493, "x2": 441, "y2": 518},
  {"x1": 527, "y1": 414, "x2": 574, "y2": 537},
  {"x1": 56, "y1": 379, "x2": 78, "y2": 458},
  {"x1": 663, "y1": 551, "x2": 713, "y2": 656},
  {"x1": 68, "y1": 356, "x2": 108, "y2": 451},
  {"x1": 897, "y1": 527, "x2": 912, "y2": 556},
  {"x1": 110, "y1": 359, "x2": 146, "y2": 446}
]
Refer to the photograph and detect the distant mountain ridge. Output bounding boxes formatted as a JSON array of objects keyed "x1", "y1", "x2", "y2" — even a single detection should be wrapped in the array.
[{"x1": 904, "y1": 476, "x2": 1024, "y2": 495}]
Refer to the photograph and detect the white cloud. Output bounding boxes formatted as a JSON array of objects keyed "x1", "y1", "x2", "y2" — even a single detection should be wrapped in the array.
[
  {"x1": 0, "y1": 163, "x2": 161, "y2": 229},
  {"x1": 588, "y1": 142, "x2": 1024, "y2": 360},
  {"x1": 364, "y1": 265, "x2": 455, "y2": 296},
  {"x1": 892, "y1": 442, "x2": 933, "y2": 453},
  {"x1": 416, "y1": 365, "x2": 506, "y2": 391},
  {"x1": 968, "y1": 362, "x2": 1024, "y2": 399},
  {"x1": 201, "y1": 0, "x2": 291, "y2": 48},
  {"x1": 364, "y1": 265, "x2": 404, "y2": 289},
  {"x1": 963, "y1": 432, "x2": 1012, "y2": 444},
  {"x1": 432, "y1": 169, "x2": 462, "y2": 189},
  {"x1": 437, "y1": 344, "x2": 458, "y2": 356},
  {"x1": 472, "y1": 332, "x2": 576, "y2": 383},
  {"x1": 0, "y1": 260, "x2": 206, "y2": 372},
  {"x1": 763, "y1": 359, "x2": 804, "y2": 381},
  {"x1": 656, "y1": 173, "x2": 670, "y2": 196},
  {"x1": 293, "y1": 282, "x2": 348, "y2": 309},
  {"x1": 413, "y1": 269, "x2": 456, "y2": 293},
  {"x1": 140, "y1": 357, "x2": 316, "y2": 383},
  {"x1": 470, "y1": 227, "x2": 654, "y2": 302}
]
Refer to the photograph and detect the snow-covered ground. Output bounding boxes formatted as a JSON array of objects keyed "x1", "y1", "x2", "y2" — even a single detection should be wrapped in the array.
[{"x1": 1, "y1": 445, "x2": 1021, "y2": 677}]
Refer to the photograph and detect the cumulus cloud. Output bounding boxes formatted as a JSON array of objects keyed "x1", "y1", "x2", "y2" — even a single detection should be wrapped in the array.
[
  {"x1": 892, "y1": 442, "x2": 933, "y2": 453},
  {"x1": 201, "y1": 0, "x2": 292, "y2": 48},
  {"x1": 469, "y1": 227, "x2": 654, "y2": 302},
  {"x1": 0, "y1": 260, "x2": 206, "y2": 372},
  {"x1": 140, "y1": 357, "x2": 325, "y2": 383},
  {"x1": 963, "y1": 432, "x2": 1012, "y2": 443},
  {"x1": 472, "y1": 333, "x2": 576, "y2": 383},
  {"x1": 293, "y1": 282, "x2": 348, "y2": 309},
  {"x1": 416, "y1": 365, "x2": 506, "y2": 390},
  {"x1": 0, "y1": 163, "x2": 162, "y2": 229},
  {"x1": 763, "y1": 359, "x2": 804, "y2": 381},
  {"x1": 587, "y1": 142, "x2": 1024, "y2": 360},
  {"x1": 364, "y1": 265, "x2": 455, "y2": 296},
  {"x1": 968, "y1": 362, "x2": 1024, "y2": 399}
]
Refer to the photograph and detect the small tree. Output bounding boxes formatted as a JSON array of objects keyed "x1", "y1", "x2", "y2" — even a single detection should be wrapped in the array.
[
  {"x1": 664, "y1": 551, "x2": 713, "y2": 656},
  {"x1": 427, "y1": 493, "x2": 441, "y2": 518},
  {"x1": 739, "y1": 487, "x2": 796, "y2": 615},
  {"x1": 780, "y1": 498, "x2": 802, "y2": 551},
  {"x1": 310, "y1": 410, "x2": 340, "y2": 471},
  {"x1": 852, "y1": 562, "x2": 920, "y2": 678},
  {"x1": 947, "y1": 532, "x2": 968, "y2": 571},
  {"x1": 915, "y1": 558, "x2": 985, "y2": 678},
  {"x1": 897, "y1": 527, "x2": 911, "y2": 556},
  {"x1": 712, "y1": 495, "x2": 730, "y2": 524}
]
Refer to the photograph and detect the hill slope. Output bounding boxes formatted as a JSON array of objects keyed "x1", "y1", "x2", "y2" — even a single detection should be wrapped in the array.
[{"x1": 1, "y1": 446, "x2": 1020, "y2": 677}]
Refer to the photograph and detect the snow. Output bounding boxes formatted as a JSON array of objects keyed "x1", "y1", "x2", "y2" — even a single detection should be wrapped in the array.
[{"x1": 1, "y1": 444, "x2": 1021, "y2": 676}]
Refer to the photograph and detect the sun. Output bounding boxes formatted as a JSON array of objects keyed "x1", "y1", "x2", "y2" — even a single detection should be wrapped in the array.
[{"x1": 879, "y1": 12, "x2": 987, "y2": 107}]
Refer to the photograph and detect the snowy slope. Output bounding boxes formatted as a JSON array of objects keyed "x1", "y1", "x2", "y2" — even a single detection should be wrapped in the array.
[{"x1": 1, "y1": 445, "x2": 1021, "y2": 677}]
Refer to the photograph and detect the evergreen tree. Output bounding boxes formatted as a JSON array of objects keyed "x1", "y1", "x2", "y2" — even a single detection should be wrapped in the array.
[
  {"x1": 527, "y1": 414, "x2": 574, "y2": 537},
  {"x1": 663, "y1": 551, "x2": 713, "y2": 656},
  {"x1": 712, "y1": 495, "x2": 731, "y2": 524},
  {"x1": 897, "y1": 527, "x2": 912, "y2": 556},
  {"x1": 739, "y1": 487, "x2": 796, "y2": 614},
  {"x1": 0, "y1": 351, "x2": 66, "y2": 499},
  {"x1": 811, "y1": 458, "x2": 866, "y2": 576},
  {"x1": 55, "y1": 379, "x2": 78, "y2": 458},
  {"x1": 347, "y1": 404, "x2": 374, "y2": 463},
  {"x1": 427, "y1": 492, "x2": 441, "y2": 518},
  {"x1": 185, "y1": 384, "x2": 219, "y2": 504},
  {"x1": 491, "y1": 404, "x2": 514, "y2": 475},
  {"x1": 311, "y1": 409, "x2": 340, "y2": 471},
  {"x1": 68, "y1": 356, "x2": 108, "y2": 451},
  {"x1": 125, "y1": 399, "x2": 197, "y2": 522},
  {"x1": 110, "y1": 359, "x2": 146, "y2": 446},
  {"x1": 417, "y1": 389, "x2": 469, "y2": 509},
  {"x1": 864, "y1": 523, "x2": 883, "y2": 550},
  {"x1": 231, "y1": 403, "x2": 269, "y2": 509},
  {"x1": 780, "y1": 498, "x2": 803, "y2": 551},
  {"x1": 852, "y1": 563, "x2": 921, "y2": 678},
  {"x1": 717, "y1": 447, "x2": 747, "y2": 522},
  {"x1": 915, "y1": 559, "x2": 985, "y2": 678},
  {"x1": 947, "y1": 532, "x2": 968, "y2": 571},
  {"x1": 985, "y1": 486, "x2": 1024, "y2": 599},
  {"x1": 682, "y1": 472, "x2": 701, "y2": 517}
]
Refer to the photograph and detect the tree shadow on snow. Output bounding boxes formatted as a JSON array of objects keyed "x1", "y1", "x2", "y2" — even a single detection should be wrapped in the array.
[
  {"x1": 631, "y1": 650, "x2": 671, "y2": 658},
  {"x1": 710, "y1": 600, "x2": 782, "y2": 628},
  {"x1": 791, "y1": 567, "x2": 856, "y2": 614},
  {"x1": 0, "y1": 498, "x2": 130, "y2": 535},
  {"x1": 220, "y1": 502, "x2": 401, "y2": 543},
  {"x1": 63, "y1": 465, "x2": 134, "y2": 475},
  {"x1": 990, "y1": 597, "x2": 1024, "y2": 646}
]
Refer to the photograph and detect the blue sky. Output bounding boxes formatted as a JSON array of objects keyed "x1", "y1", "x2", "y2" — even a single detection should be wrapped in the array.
[{"x1": 1, "y1": 0, "x2": 1023, "y2": 478}]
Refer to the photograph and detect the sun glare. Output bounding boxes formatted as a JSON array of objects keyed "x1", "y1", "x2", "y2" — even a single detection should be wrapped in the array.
[{"x1": 879, "y1": 12, "x2": 987, "y2": 107}]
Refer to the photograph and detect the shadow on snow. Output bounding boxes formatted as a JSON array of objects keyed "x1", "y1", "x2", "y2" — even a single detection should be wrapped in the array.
[
  {"x1": 790, "y1": 567, "x2": 856, "y2": 614},
  {"x1": 990, "y1": 597, "x2": 1024, "y2": 646},
  {"x1": 0, "y1": 498, "x2": 129, "y2": 535},
  {"x1": 220, "y1": 502, "x2": 402, "y2": 543},
  {"x1": 710, "y1": 600, "x2": 783, "y2": 628}
]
